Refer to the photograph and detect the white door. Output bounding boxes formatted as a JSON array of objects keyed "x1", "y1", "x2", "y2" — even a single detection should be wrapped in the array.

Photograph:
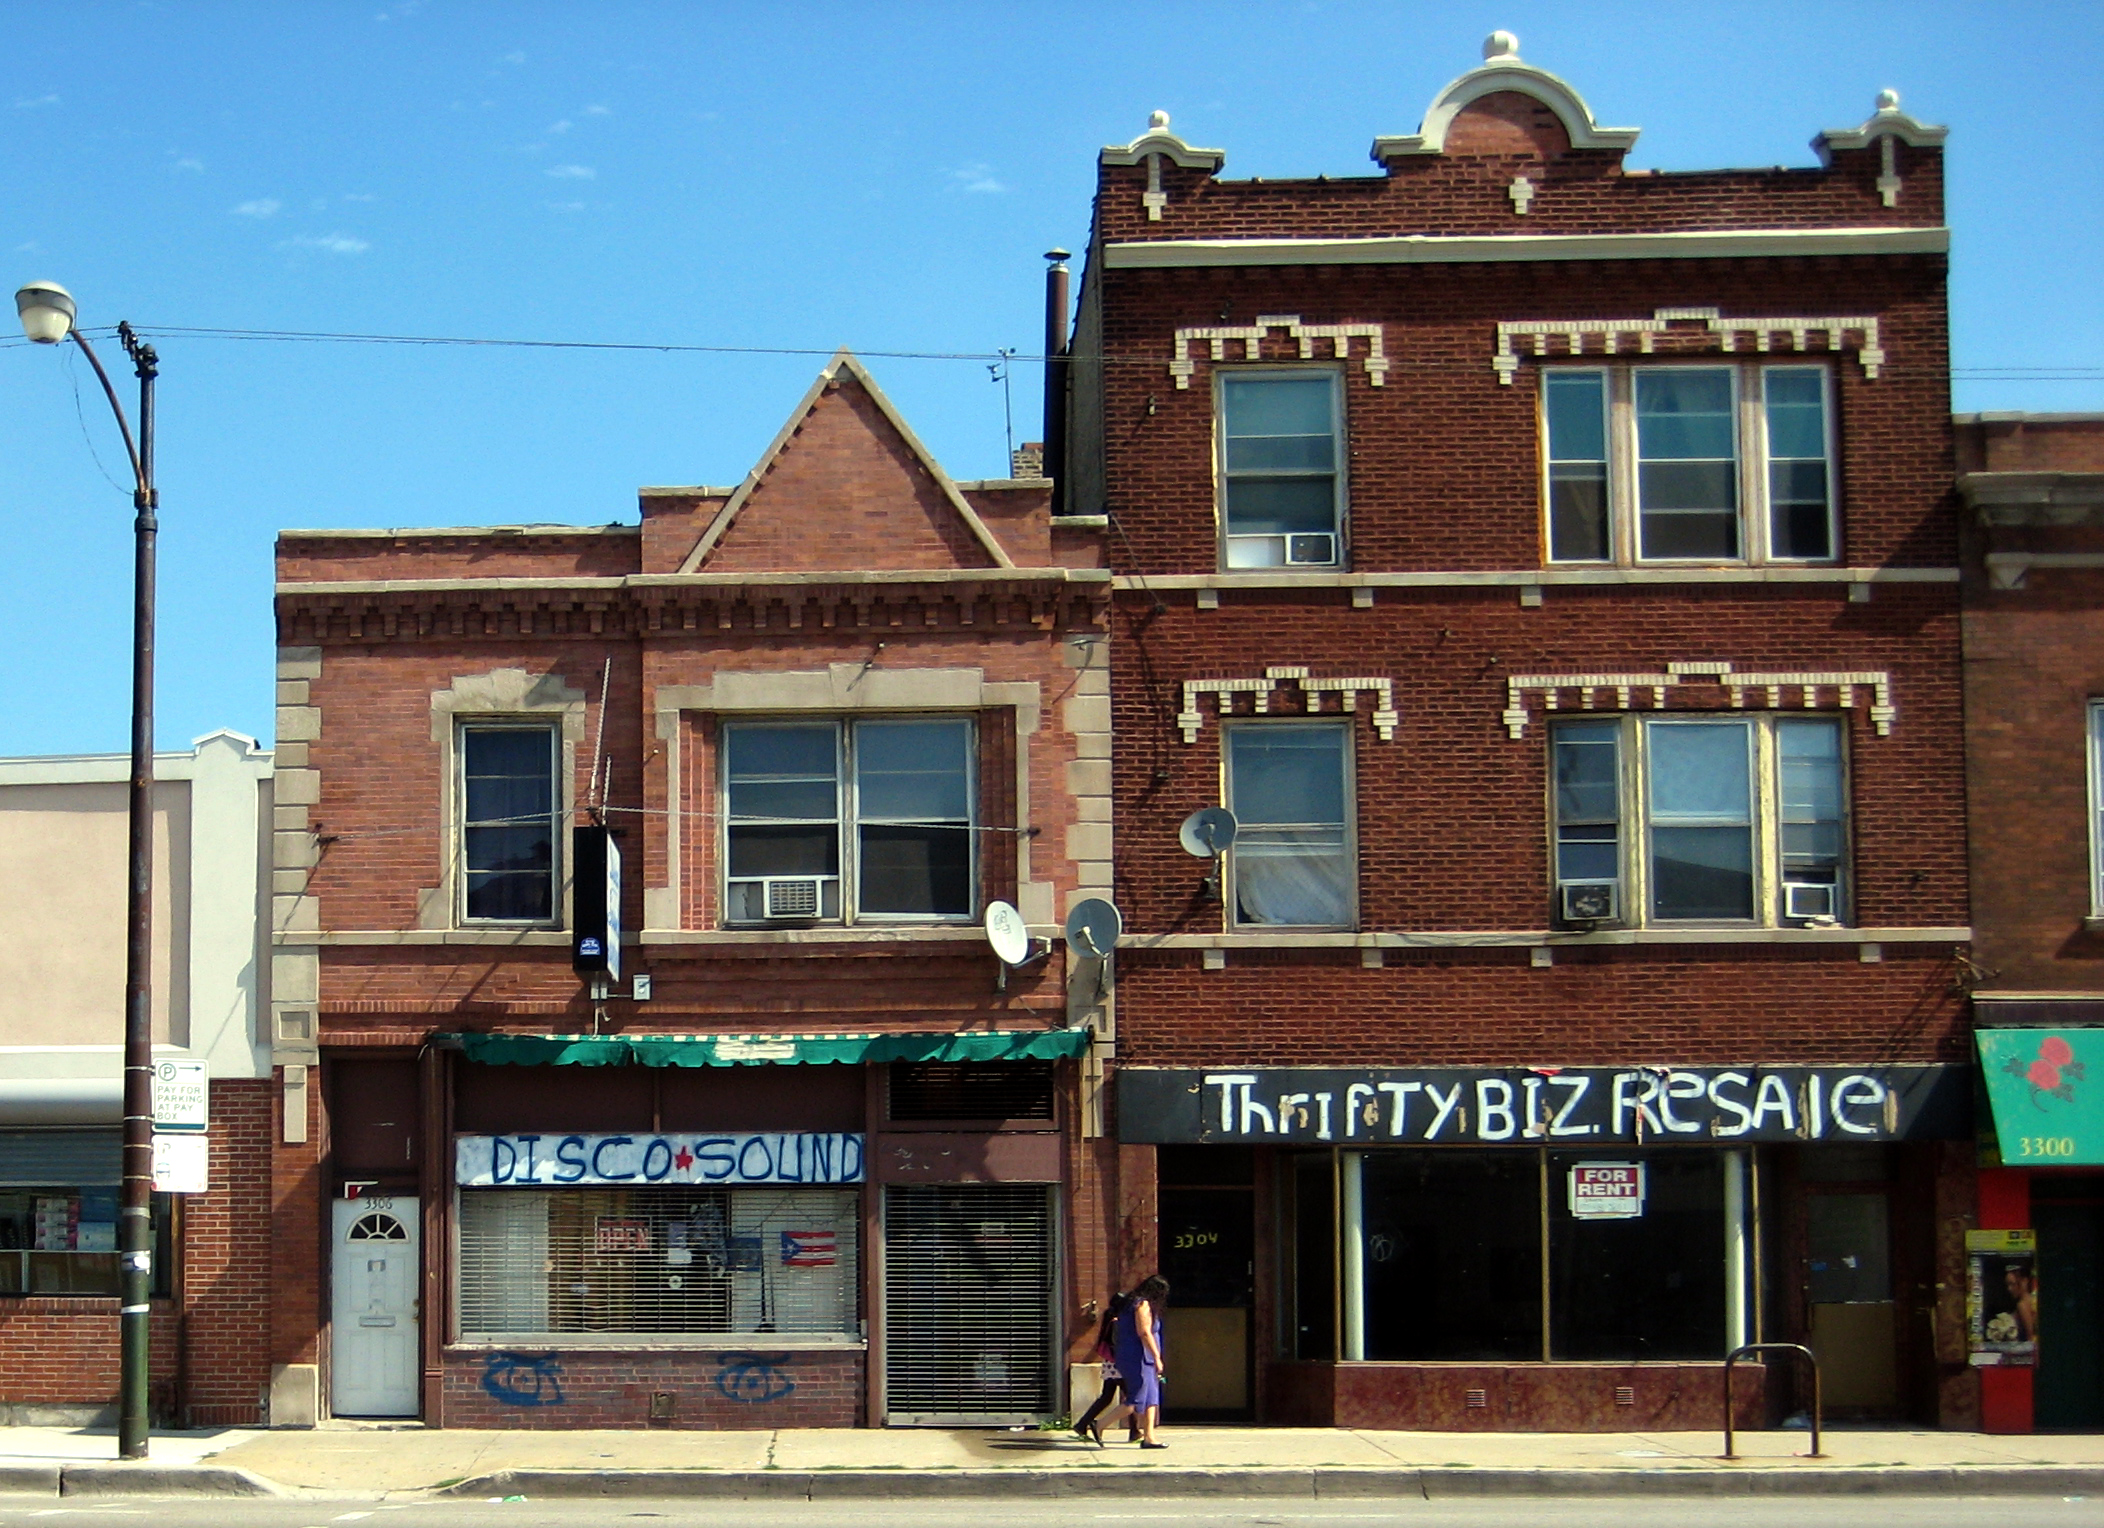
[{"x1": 331, "y1": 1197, "x2": 420, "y2": 1417}]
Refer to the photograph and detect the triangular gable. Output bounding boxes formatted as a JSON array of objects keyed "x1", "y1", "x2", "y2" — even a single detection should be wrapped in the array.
[{"x1": 677, "y1": 351, "x2": 1016, "y2": 574}]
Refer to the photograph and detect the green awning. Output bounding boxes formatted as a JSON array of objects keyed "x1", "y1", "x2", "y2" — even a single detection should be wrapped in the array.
[
  {"x1": 447, "y1": 1028, "x2": 1092, "y2": 1068},
  {"x1": 1978, "y1": 1028, "x2": 2104, "y2": 1165}
]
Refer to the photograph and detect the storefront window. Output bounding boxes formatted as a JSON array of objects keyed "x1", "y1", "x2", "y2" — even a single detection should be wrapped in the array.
[
  {"x1": 1549, "y1": 1151, "x2": 1725, "y2": 1360},
  {"x1": 1360, "y1": 1151, "x2": 1542, "y2": 1361},
  {"x1": 0, "y1": 1188, "x2": 173, "y2": 1298},
  {"x1": 457, "y1": 1186, "x2": 859, "y2": 1340}
]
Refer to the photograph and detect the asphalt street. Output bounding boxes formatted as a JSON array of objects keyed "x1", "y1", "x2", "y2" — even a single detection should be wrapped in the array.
[{"x1": 0, "y1": 1498, "x2": 2099, "y2": 1528}]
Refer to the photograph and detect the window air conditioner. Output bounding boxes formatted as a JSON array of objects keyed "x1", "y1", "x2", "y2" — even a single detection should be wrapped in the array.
[
  {"x1": 762, "y1": 877, "x2": 824, "y2": 919},
  {"x1": 1560, "y1": 882, "x2": 1618, "y2": 923},
  {"x1": 1285, "y1": 533, "x2": 1337, "y2": 566},
  {"x1": 1783, "y1": 881, "x2": 1837, "y2": 922}
]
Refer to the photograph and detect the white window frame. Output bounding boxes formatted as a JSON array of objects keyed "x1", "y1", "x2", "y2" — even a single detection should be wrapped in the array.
[
  {"x1": 456, "y1": 720, "x2": 563, "y2": 928},
  {"x1": 1221, "y1": 718, "x2": 1357, "y2": 931},
  {"x1": 2088, "y1": 701, "x2": 2104, "y2": 917},
  {"x1": 719, "y1": 715, "x2": 978, "y2": 928},
  {"x1": 1214, "y1": 367, "x2": 1347, "y2": 571},
  {"x1": 1549, "y1": 713, "x2": 1851, "y2": 930},
  {"x1": 1540, "y1": 362, "x2": 1838, "y2": 569}
]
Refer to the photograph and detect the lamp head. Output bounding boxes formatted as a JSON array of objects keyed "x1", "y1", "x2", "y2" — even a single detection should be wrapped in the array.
[{"x1": 15, "y1": 281, "x2": 76, "y2": 344}]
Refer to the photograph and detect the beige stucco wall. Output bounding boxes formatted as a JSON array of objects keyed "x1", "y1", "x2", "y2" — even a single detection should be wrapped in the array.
[{"x1": 0, "y1": 779, "x2": 190, "y2": 1047}]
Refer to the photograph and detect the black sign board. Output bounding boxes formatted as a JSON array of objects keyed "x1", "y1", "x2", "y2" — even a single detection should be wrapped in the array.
[
  {"x1": 1117, "y1": 1064, "x2": 1969, "y2": 1146},
  {"x1": 570, "y1": 824, "x2": 622, "y2": 982}
]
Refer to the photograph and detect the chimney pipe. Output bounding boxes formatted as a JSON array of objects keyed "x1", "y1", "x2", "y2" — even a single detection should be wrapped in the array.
[{"x1": 1042, "y1": 248, "x2": 1071, "y2": 513}]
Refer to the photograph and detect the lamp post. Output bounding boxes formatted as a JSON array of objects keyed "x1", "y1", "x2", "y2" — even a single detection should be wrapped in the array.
[{"x1": 16, "y1": 282, "x2": 159, "y2": 1460}]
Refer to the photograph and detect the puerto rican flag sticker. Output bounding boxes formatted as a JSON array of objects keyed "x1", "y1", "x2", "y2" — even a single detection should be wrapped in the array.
[{"x1": 780, "y1": 1229, "x2": 838, "y2": 1267}]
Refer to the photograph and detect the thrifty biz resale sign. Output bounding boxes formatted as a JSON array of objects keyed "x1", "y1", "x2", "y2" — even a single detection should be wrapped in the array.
[{"x1": 455, "y1": 1132, "x2": 865, "y2": 1186}]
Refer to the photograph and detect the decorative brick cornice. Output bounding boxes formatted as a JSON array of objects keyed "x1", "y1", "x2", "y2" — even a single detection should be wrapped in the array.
[
  {"x1": 1171, "y1": 314, "x2": 1388, "y2": 389},
  {"x1": 1493, "y1": 305, "x2": 1884, "y2": 385},
  {"x1": 1500, "y1": 659, "x2": 1895, "y2": 739},
  {"x1": 1179, "y1": 666, "x2": 1400, "y2": 743},
  {"x1": 275, "y1": 570, "x2": 1111, "y2": 644}
]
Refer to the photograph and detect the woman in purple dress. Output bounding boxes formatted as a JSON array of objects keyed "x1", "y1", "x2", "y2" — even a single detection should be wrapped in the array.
[{"x1": 1111, "y1": 1275, "x2": 1169, "y2": 1448}]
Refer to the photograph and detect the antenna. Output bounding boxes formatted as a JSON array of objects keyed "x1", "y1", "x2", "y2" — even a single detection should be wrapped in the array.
[
  {"x1": 1063, "y1": 898, "x2": 1123, "y2": 961},
  {"x1": 984, "y1": 899, "x2": 1046, "y2": 991},
  {"x1": 1178, "y1": 806, "x2": 1238, "y2": 904}
]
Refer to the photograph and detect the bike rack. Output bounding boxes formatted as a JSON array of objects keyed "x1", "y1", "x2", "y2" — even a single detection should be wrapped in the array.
[{"x1": 1722, "y1": 1342, "x2": 1823, "y2": 1459}]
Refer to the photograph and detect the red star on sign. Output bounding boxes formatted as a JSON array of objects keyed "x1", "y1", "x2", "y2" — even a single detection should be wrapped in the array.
[{"x1": 673, "y1": 1146, "x2": 695, "y2": 1171}]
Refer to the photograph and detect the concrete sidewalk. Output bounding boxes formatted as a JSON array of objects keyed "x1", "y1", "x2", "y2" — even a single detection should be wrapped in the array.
[{"x1": 2, "y1": 1422, "x2": 2102, "y2": 1499}]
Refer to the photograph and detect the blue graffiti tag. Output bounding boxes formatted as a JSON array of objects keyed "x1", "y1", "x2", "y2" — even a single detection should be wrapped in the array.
[
  {"x1": 482, "y1": 1351, "x2": 565, "y2": 1407},
  {"x1": 714, "y1": 1352, "x2": 795, "y2": 1403}
]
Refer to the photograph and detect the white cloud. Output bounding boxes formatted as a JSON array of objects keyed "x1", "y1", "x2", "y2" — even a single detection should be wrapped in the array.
[
  {"x1": 584, "y1": 104, "x2": 611, "y2": 116},
  {"x1": 342, "y1": 192, "x2": 378, "y2": 203},
  {"x1": 15, "y1": 241, "x2": 39, "y2": 253},
  {"x1": 548, "y1": 119, "x2": 572, "y2": 134},
  {"x1": 279, "y1": 232, "x2": 370, "y2": 255},
  {"x1": 546, "y1": 164, "x2": 595, "y2": 179},
  {"x1": 499, "y1": 50, "x2": 525, "y2": 65},
  {"x1": 233, "y1": 198, "x2": 282, "y2": 218},
  {"x1": 949, "y1": 164, "x2": 1006, "y2": 194},
  {"x1": 545, "y1": 201, "x2": 586, "y2": 213},
  {"x1": 172, "y1": 157, "x2": 205, "y2": 173},
  {"x1": 13, "y1": 94, "x2": 58, "y2": 110}
]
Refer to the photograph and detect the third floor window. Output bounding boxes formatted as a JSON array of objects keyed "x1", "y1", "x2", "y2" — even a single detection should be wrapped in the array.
[{"x1": 1218, "y1": 371, "x2": 1344, "y2": 570}]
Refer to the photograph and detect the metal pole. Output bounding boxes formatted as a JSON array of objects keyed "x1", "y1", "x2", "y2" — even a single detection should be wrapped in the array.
[
  {"x1": 117, "y1": 323, "x2": 158, "y2": 1460},
  {"x1": 67, "y1": 323, "x2": 157, "y2": 1459}
]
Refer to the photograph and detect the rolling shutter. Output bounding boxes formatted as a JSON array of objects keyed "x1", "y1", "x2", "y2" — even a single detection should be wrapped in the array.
[
  {"x1": 882, "y1": 1183, "x2": 1055, "y2": 1425},
  {"x1": 0, "y1": 1129, "x2": 121, "y2": 1187}
]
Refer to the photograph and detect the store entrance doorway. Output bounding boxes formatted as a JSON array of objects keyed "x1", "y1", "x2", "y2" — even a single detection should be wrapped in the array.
[
  {"x1": 1158, "y1": 1146, "x2": 1255, "y2": 1422},
  {"x1": 330, "y1": 1197, "x2": 420, "y2": 1417},
  {"x1": 2034, "y1": 1177, "x2": 2104, "y2": 1430}
]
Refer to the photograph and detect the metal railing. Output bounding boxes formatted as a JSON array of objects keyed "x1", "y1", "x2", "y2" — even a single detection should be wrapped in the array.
[{"x1": 1722, "y1": 1342, "x2": 1823, "y2": 1459}]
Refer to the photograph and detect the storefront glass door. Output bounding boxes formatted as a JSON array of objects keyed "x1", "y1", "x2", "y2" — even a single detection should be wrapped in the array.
[{"x1": 2034, "y1": 1176, "x2": 2104, "y2": 1429}]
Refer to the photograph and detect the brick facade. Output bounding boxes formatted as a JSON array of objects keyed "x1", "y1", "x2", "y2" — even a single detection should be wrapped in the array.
[{"x1": 1080, "y1": 37, "x2": 1978, "y2": 1429}]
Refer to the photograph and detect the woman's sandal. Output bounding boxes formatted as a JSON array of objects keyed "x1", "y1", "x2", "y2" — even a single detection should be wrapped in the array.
[{"x1": 1140, "y1": 1440, "x2": 1168, "y2": 1449}]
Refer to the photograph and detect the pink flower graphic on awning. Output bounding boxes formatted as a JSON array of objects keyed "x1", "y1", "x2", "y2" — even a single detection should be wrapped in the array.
[{"x1": 2005, "y1": 1035, "x2": 2085, "y2": 1109}]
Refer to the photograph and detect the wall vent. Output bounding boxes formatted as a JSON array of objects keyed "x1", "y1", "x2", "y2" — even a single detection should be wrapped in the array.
[
  {"x1": 1464, "y1": 1388, "x2": 1488, "y2": 1409},
  {"x1": 1615, "y1": 1386, "x2": 1636, "y2": 1407}
]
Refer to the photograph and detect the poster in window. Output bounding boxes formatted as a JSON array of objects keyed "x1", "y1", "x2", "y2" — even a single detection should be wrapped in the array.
[
  {"x1": 1566, "y1": 1162, "x2": 1645, "y2": 1219},
  {"x1": 1965, "y1": 1228, "x2": 2038, "y2": 1366}
]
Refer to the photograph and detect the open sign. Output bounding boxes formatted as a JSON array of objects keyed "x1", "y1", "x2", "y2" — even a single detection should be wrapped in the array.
[{"x1": 1568, "y1": 1162, "x2": 1646, "y2": 1219}]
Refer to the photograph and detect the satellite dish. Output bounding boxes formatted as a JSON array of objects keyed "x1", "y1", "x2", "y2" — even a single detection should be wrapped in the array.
[
  {"x1": 1064, "y1": 898, "x2": 1124, "y2": 960},
  {"x1": 984, "y1": 901, "x2": 1031, "y2": 966},
  {"x1": 1179, "y1": 806, "x2": 1238, "y2": 859}
]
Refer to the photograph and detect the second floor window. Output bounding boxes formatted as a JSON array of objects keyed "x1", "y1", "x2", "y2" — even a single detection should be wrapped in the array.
[
  {"x1": 1542, "y1": 364, "x2": 1836, "y2": 567},
  {"x1": 1226, "y1": 722, "x2": 1353, "y2": 929},
  {"x1": 723, "y1": 718, "x2": 974, "y2": 925},
  {"x1": 1552, "y1": 715, "x2": 1846, "y2": 928},
  {"x1": 1219, "y1": 371, "x2": 1343, "y2": 569},
  {"x1": 460, "y1": 724, "x2": 559, "y2": 923}
]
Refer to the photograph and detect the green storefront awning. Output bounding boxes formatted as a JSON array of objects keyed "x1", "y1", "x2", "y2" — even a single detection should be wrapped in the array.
[
  {"x1": 1978, "y1": 1028, "x2": 2104, "y2": 1166},
  {"x1": 445, "y1": 1028, "x2": 1093, "y2": 1068}
]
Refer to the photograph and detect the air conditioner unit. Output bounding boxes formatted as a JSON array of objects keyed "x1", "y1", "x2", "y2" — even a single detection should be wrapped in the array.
[
  {"x1": 1285, "y1": 533, "x2": 1337, "y2": 566},
  {"x1": 1560, "y1": 882, "x2": 1618, "y2": 923},
  {"x1": 762, "y1": 877, "x2": 824, "y2": 919},
  {"x1": 1783, "y1": 881, "x2": 1837, "y2": 921}
]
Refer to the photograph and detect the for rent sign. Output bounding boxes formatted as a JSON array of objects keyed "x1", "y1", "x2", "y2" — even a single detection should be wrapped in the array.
[
  {"x1": 1116, "y1": 1065, "x2": 1968, "y2": 1145},
  {"x1": 1568, "y1": 1162, "x2": 1645, "y2": 1218}
]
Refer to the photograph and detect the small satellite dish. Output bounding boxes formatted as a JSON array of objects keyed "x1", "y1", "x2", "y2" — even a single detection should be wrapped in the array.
[
  {"x1": 1064, "y1": 898, "x2": 1124, "y2": 960},
  {"x1": 984, "y1": 900, "x2": 1031, "y2": 966},
  {"x1": 1179, "y1": 806, "x2": 1239, "y2": 859}
]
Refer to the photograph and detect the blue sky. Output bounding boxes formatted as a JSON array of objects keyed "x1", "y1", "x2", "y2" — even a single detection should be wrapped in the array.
[{"x1": 0, "y1": 1, "x2": 2096, "y2": 755}]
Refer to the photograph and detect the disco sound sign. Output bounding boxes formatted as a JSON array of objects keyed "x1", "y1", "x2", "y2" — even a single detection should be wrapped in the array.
[
  {"x1": 455, "y1": 1132, "x2": 865, "y2": 1186},
  {"x1": 1116, "y1": 1065, "x2": 1968, "y2": 1145}
]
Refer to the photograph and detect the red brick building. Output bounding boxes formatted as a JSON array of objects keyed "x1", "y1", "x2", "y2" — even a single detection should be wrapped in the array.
[
  {"x1": 1957, "y1": 409, "x2": 2104, "y2": 1432},
  {"x1": 265, "y1": 354, "x2": 1115, "y2": 1428},
  {"x1": 1073, "y1": 34, "x2": 1980, "y2": 1429}
]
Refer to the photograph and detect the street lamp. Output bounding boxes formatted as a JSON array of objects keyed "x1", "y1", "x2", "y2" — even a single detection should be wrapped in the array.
[{"x1": 16, "y1": 281, "x2": 159, "y2": 1461}]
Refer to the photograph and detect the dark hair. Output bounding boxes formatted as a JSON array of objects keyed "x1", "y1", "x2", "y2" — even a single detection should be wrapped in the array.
[
  {"x1": 1095, "y1": 1289, "x2": 1131, "y2": 1347},
  {"x1": 1135, "y1": 1275, "x2": 1169, "y2": 1304}
]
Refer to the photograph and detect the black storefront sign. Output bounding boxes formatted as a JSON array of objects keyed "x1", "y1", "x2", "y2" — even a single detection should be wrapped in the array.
[{"x1": 1118, "y1": 1064, "x2": 1969, "y2": 1146}]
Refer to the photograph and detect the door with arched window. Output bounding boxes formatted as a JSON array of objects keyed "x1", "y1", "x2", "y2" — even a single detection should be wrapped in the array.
[{"x1": 331, "y1": 1198, "x2": 420, "y2": 1416}]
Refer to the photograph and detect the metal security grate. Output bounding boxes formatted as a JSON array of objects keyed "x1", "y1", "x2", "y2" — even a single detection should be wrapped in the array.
[
  {"x1": 883, "y1": 1184, "x2": 1054, "y2": 1424},
  {"x1": 457, "y1": 1186, "x2": 858, "y2": 1339},
  {"x1": 889, "y1": 1062, "x2": 1055, "y2": 1122}
]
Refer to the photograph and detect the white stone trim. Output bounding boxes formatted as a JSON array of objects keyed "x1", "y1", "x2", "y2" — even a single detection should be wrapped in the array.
[
  {"x1": 1170, "y1": 314, "x2": 1388, "y2": 390},
  {"x1": 1814, "y1": 90, "x2": 1948, "y2": 162},
  {"x1": 1099, "y1": 111, "x2": 1226, "y2": 171},
  {"x1": 1102, "y1": 226, "x2": 1950, "y2": 270},
  {"x1": 1179, "y1": 666, "x2": 1399, "y2": 743},
  {"x1": 1125, "y1": 925, "x2": 1968, "y2": 951},
  {"x1": 1500, "y1": 658, "x2": 1894, "y2": 740},
  {"x1": 1493, "y1": 306, "x2": 1884, "y2": 385},
  {"x1": 1371, "y1": 35, "x2": 1640, "y2": 161}
]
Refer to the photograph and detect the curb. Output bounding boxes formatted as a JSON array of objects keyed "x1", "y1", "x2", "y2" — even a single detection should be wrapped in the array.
[
  {"x1": 429, "y1": 1464, "x2": 2104, "y2": 1501},
  {"x1": 54, "y1": 1464, "x2": 280, "y2": 1498},
  {"x1": 0, "y1": 1465, "x2": 61, "y2": 1495}
]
